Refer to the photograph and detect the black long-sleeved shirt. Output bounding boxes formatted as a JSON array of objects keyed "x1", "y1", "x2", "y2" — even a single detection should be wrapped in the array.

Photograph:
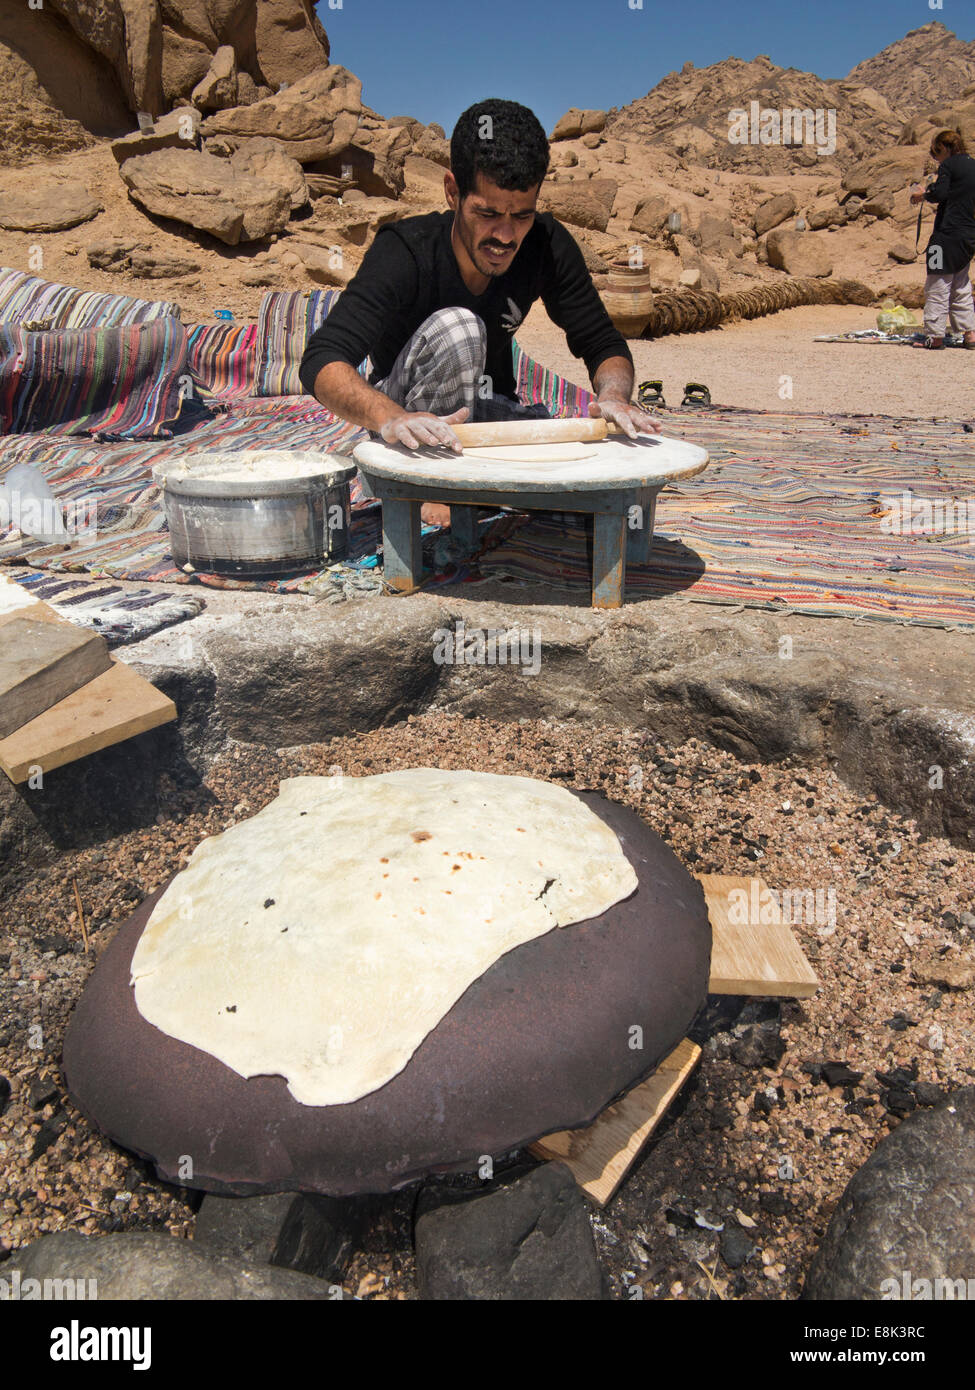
[
  {"x1": 298, "y1": 209, "x2": 632, "y2": 401},
  {"x1": 924, "y1": 152, "x2": 975, "y2": 274}
]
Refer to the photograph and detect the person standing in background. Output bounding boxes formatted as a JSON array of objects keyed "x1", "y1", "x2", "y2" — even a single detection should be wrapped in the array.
[{"x1": 910, "y1": 129, "x2": 975, "y2": 350}]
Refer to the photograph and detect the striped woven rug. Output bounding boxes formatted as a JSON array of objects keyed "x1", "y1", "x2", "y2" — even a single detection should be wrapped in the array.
[
  {"x1": 3, "y1": 384, "x2": 974, "y2": 624},
  {"x1": 479, "y1": 406, "x2": 975, "y2": 629}
]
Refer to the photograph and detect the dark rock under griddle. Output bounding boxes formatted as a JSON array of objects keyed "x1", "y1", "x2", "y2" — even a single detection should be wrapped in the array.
[
  {"x1": 720, "y1": 1226, "x2": 755, "y2": 1269},
  {"x1": 413, "y1": 1162, "x2": 605, "y2": 1301},
  {"x1": 731, "y1": 1025, "x2": 786, "y2": 1069}
]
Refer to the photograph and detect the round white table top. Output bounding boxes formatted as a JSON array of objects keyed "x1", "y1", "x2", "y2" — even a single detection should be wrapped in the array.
[{"x1": 353, "y1": 434, "x2": 709, "y2": 493}]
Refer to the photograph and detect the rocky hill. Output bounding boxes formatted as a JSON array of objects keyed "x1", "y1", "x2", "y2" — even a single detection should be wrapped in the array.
[
  {"x1": 0, "y1": 10, "x2": 972, "y2": 332},
  {"x1": 606, "y1": 55, "x2": 901, "y2": 174},
  {"x1": 846, "y1": 21, "x2": 975, "y2": 116},
  {"x1": 0, "y1": 0, "x2": 331, "y2": 166}
]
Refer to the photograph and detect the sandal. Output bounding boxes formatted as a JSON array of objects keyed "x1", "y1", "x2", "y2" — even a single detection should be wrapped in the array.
[
  {"x1": 682, "y1": 382, "x2": 712, "y2": 407},
  {"x1": 637, "y1": 379, "x2": 665, "y2": 409},
  {"x1": 913, "y1": 335, "x2": 945, "y2": 349}
]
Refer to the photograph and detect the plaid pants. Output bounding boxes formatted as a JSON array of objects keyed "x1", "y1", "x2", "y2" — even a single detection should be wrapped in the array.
[{"x1": 373, "y1": 308, "x2": 550, "y2": 423}]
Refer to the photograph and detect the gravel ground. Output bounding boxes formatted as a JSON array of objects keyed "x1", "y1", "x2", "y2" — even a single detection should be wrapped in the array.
[{"x1": 1, "y1": 712, "x2": 973, "y2": 1300}]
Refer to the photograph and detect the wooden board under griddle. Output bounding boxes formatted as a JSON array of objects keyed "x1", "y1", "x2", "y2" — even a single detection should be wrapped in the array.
[
  {"x1": 700, "y1": 873, "x2": 820, "y2": 998},
  {"x1": 0, "y1": 655, "x2": 175, "y2": 783},
  {"x1": 529, "y1": 875, "x2": 818, "y2": 1202},
  {"x1": 530, "y1": 1039, "x2": 701, "y2": 1206}
]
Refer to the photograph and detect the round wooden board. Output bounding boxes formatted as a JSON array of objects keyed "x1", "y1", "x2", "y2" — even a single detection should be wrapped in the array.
[
  {"x1": 63, "y1": 792, "x2": 711, "y2": 1197},
  {"x1": 353, "y1": 434, "x2": 709, "y2": 492}
]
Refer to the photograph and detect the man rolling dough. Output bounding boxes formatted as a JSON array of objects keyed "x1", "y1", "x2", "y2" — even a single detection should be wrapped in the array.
[{"x1": 298, "y1": 98, "x2": 660, "y2": 475}]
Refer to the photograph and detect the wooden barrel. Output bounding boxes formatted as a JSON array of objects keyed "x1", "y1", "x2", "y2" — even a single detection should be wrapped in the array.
[{"x1": 600, "y1": 262, "x2": 655, "y2": 338}]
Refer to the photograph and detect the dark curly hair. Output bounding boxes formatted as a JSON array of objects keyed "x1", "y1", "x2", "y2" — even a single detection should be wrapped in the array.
[{"x1": 450, "y1": 100, "x2": 549, "y2": 199}]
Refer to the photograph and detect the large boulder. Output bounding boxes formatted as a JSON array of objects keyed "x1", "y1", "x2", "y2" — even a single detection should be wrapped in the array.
[
  {"x1": 551, "y1": 108, "x2": 585, "y2": 141},
  {"x1": 629, "y1": 195, "x2": 670, "y2": 236},
  {"x1": 0, "y1": 3, "x2": 129, "y2": 160},
  {"x1": 753, "y1": 192, "x2": 796, "y2": 236},
  {"x1": 693, "y1": 212, "x2": 740, "y2": 256},
  {"x1": 414, "y1": 123, "x2": 450, "y2": 168},
  {"x1": 765, "y1": 228, "x2": 832, "y2": 278},
  {"x1": 200, "y1": 65, "x2": 362, "y2": 164},
  {"x1": 283, "y1": 240, "x2": 357, "y2": 286},
  {"x1": 191, "y1": 44, "x2": 238, "y2": 112},
  {"x1": 805, "y1": 1088, "x2": 975, "y2": 1300},
  {"x1": 842, "y1": 147, "x2": 926, "y2": 201},
  {"x1": 161, "y1": 28, "x2": 214, "y2": 107},
  {"x1": 252, "y1": 0, "x2": 332, "y2": 91},
  {"x1": 332, "y1": 197, "x2": 404, "y2": 245},
  {"x1": 47, "y1": 0, "x2": 165, "y2": 115},
  {"x1": 336, "y1": 123, "x2": 412, "y2": 197},
  {"x1": 87, "y1": 239, "x2": 200, "y2": 279},
  {"x1": 119, "y1": 147, "x2": 292, "y2": 244},
  {"x1": 539, "y1": 183, "x2": 610, "y2": 233},
  {"x1": 0, "y1": 180, "x2": 102, "y2": 232},
  {"x1": 111, "y1": 107, "x2": 201, "y2": 164},
  {"x1": 229, "y1": 137, "x2": 309, "y2": 211},
  {"x1": 807, "y1": 199, "x2": 846, "y2": 231},
  {"x1": 46, "y1": 0, "x2": 331, "y2": 115}
]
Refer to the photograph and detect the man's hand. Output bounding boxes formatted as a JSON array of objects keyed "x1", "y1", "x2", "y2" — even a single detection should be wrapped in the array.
[
  {"x1": 380, "y1": 408, "x2": 469, "y2": 451},
  {"x1": 588, "y1": 396, "x2": 662, "y2": 439}
]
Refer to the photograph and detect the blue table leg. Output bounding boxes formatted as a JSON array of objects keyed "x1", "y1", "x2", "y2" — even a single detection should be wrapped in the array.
[
  {"x1": 592, "y1": 512, "x2": 627, "y2": 609},
  {"x1": 381, "y1": 496, "x2": 423, "y2": 593},
  {"x1": 626, "y1": 488, "x2": 658, "y2": 566},
  {"x1": 450, "y1": 504, "x2": 479, "y2": 554}
]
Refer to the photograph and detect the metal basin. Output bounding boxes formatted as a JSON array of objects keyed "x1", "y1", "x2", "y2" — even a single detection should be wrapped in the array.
[{"x1": 153, "y1": 451, "x2": 357, "y2": 578}]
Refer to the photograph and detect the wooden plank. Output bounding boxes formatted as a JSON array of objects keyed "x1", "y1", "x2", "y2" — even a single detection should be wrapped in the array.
[
  {"x1": 699, "y1": 873, "x2": 819, "y2": 998},
  {"x1": 380, "y1": 496, "x2": 423, "y2": 594},
  {"x1": 592, "y1": 511, "x2": 627, "y2": 609},
  {"x1": 0, "y1": 611, "x2": 112, "y2": 738},
  {"x1": 529, "y1": 1039, "x2": 701, "y2": 1206},
  {"x1": 0, "y1": 657, "x2": 176, "y2": 784}
]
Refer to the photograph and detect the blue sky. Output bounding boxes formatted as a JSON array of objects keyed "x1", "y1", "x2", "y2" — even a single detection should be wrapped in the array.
[{"x1": 314, "y1": 0, "x2": 973, "y2": 133}]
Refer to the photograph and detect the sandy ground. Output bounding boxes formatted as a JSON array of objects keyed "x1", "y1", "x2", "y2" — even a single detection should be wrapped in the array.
[{"x1": 518, "y1": 302, "x2": 974, "y2": 419}]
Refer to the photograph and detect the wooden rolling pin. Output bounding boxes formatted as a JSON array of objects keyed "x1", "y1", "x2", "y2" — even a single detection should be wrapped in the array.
[{"x1": 450, "y1": 417, "x2": 623, "y2": 448}]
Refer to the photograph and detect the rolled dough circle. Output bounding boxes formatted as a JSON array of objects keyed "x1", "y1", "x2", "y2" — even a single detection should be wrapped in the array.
[
  {"x1": 63, "y1": 790, "x2": 712, "y2": 1196},
  {"x1": 462, "y1": 442, "x2": 598, "y2": 463}
]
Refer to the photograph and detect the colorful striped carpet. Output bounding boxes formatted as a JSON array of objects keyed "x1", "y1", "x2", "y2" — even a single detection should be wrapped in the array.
[
  {"x1": 0, "y1": 266, "x2": 180, "y2": 329},
  {"x1": 2, "y1": 319, "x2": 974, "y2": 623},
  {"x1": 0, "y1": 318, "x2": 203, "y2": 440},
  {"x1": 479, "y1": 407, "x2": 975, "y2": 629}
]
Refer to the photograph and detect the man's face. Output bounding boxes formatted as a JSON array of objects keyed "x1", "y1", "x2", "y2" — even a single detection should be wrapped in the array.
[{"x1": 446, "y1": 171, "x2": 539, "y2": 280}]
